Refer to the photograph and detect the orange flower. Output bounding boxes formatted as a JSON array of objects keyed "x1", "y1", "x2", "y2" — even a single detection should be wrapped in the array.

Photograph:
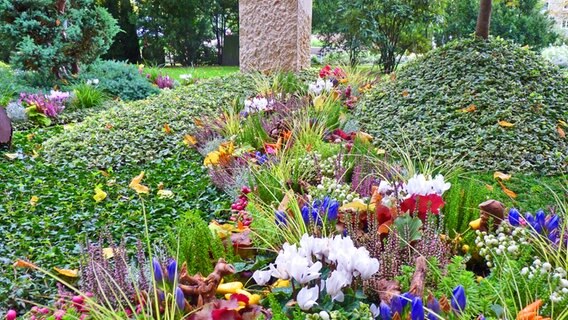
[{"x1": 517, "y1": 300, "x2": 550, "y2": 320}]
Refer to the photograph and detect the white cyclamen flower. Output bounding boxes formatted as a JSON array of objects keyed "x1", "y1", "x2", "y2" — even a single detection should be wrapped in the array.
[
  {"x1": 288, "y1": 259, "x2": 322, "y2": 284},
  {"x1": 325, "y1": 271, "x2": 350, "y2": 302},
  {"x1": 308, "y1": 78, "x2": 334, "y2": 95},
  {"x1": 297, "y1": 285, "x2": 319, "y2": 310},
  {"x1": 252, "y1": 269, "x2": 272, "y2": 285}
]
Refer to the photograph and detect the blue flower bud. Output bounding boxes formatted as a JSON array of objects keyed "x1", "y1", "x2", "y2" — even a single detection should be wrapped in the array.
[{"x1": 451, "y1": 285, "x2": 466, "y2": 314}]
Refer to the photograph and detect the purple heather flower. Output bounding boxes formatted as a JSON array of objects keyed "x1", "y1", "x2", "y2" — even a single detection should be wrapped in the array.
[
  {"x1": 380, "y1": 301, "x2": 392, "y2": 320},
  {"x1": 155, "y1": 75, "x2": 175, "y2": 89},
  {"x1": 508, "y1": 208, "x2": 521, "y2": 226},
  {"x1": 175, "y1": 286, "x2": 185, "y2": 310},
  {"x1": 451, "y1": 285, "x2": 466, "y2": 314},
  {"x1": 152, "y1": 258, "x2": 163, "y2": 283},
  {"x1": 167, "y1": 260, "x2": 177, "y2": 284},
  {"x1": 411, "y1": 297, "x2": 425, "y2": 320}
]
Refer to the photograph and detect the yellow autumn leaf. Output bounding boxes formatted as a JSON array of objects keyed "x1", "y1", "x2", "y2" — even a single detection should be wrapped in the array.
[
  {"x1": 30, "y1": 196, "x2": 39, "y2": 206},
  {"x1": 204, "y1": 150, "x2": 220, "y2": 166},
  {"x1": 356, "y1": 132, "x2": 373, "y2": 143},
  {"x1": 460, "y1": 104, "x2": 477, "y2": 113},
  {"x1": 54, "y1": 267, "x2": 79, "y2": 278},
  {"x1": 103, "y1": 247, "x2": 114, "y2": 260},
  {"x1": 558, "y1": 126, "x2": 566, "y2": 139},
  {"x1": 498, "y1": 121, "x2": 514, "y2": 128},
  {"x1": 485, "y1": 184, "x2": 494, "y2": 191},
  {"x1": 157, "y1": 189, "x2": 174, "y2": 199},
  {"x1": 498, "y1": 181, "x2": 517, "y2": 198},
  {"x1": 219, "y1": 141, "x2": 235, "y2": 155},
  {"x1": 4, "y1": 153, "x2": 18, "y2": 160},
  {"x1": 493, "y1": 171, "x2": 512, "y2": 181},
  {"x1": 183, "y1": 134, "x2": 197, "y2": 146},
  {"x1": 469, "y1": 218, "x2": 482, "y2": 230},
  {"x1": 401, "y1": 89, "x2": 409, "y2": 97},
  {"x1": 163, "y1": 123, "x2": 172, "y2": 134},
  {"x1": 559, "y1": 120, "x2": 567, "y2": 127},
  {"x1": 129, "y1": 171, "x2": 150, "y2": 194},
  {"x1": 26, "y1": 133, "x2": 35, "y2": 141},
  {"x1": 93, "y1": 187, "x2": 107, "y2": 203},
  {"x1": 13, "y1": 259, "x2": 37, "y2": 269}
]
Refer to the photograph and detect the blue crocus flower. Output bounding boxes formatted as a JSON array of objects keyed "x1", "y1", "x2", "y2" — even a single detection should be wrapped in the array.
[
  {"x1": 153, "y1": 258, "x2": 163, "y2": 283},
  {"x1": 427, "y1": 297, "x2": 442, "y2": 320},
  {"x1": 275, "y1": 210, "x2": 287, "y2": 227},
  {"x1": 167, "y1": 260, "x2": 177, "y2": 284},
  {"x1": 508, "y1": 208, "x2": 521, "y2": 226},
  {"x1": 546, "y1": 214, "x2": 560, "y2": 232},
  {"x1": 451, "y1": 285, "x2": 467, "y2": 314},
  {"x1": 411, "y1": 297, "x2": 425, "y2": 320},
  {"x1": 380, "y1": 301, "x2": 392, "y2": 320},
  {"x1": 390, "y1": 296, "x2": 403, "y2": 315},
  {"x1": 175, "y1": 286, "x2": 185, "y2": 311}
]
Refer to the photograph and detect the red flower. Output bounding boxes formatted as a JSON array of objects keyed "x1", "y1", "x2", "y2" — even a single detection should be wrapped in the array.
[
  {"x1": 333, "y1": 67, "x2": 346, "y2": 79},
  {"x1": 319, "y1": 65, "x2": 332, "y2": 78},
  {"x1": 400, "y1": 194, "x2": 445, "y2": 221}
]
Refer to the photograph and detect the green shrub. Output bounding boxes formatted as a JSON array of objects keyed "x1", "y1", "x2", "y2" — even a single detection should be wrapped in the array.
[
  {"x1": 78, "y1": 60, "x2": 159, "y2": 101},
  {"x1": 357, "y1": 37, "x2": 568, "y2": 174},
  {"x1": 70, "y1": 83, "x2": 108, "y2": 110},
  {"x1": 170, "y1": 210, "x2": 234, "y2": 275},
  {"x1": 42, "y1": 73, "x2": 257, "y2": 169}
]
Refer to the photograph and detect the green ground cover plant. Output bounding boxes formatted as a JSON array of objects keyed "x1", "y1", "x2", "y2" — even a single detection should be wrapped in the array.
[{"x1": 356, "y1": 37, "x2": 568, "y2": 174}]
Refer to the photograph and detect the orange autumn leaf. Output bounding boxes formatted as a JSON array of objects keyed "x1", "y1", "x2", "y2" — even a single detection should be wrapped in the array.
[
  {"x1": 557, "y1": 126, "x2": 565, "y2": 139},
  {"x1": 105, "y1": 123, "x2": 113, "y2": 130},
  {"x1": 498, "y1": 181, "x2": 517, "y2": 198},
  {"x1": 498, "y1": 120, "x2": 515, "y2": 128},
  {"x1": 183, "y1": 134, "x2": 197, "y2": 146},
  {"x1": 485, "y1": 184, "x2": 494, "y2": 191},
  {"x1": 163, "y1": 123, "x2": 172, "y2": 134},
  {"x1": 54, "y1": 267, "x2": 79, "y2": 278},
  {"x1": 129, "y1": 171, "x2": 150, "y2": 194},
  {"x1": 460, "y1": 104, "x2": 477, "y2": 113},
  {"x1": 517, "y1": 300, "x2": 545, "y2": 320},
  {"x1": 493, "y1": 171, "x2": 512, "y2": 181},
  {"x1": 401, "y1": 89, "x2": 409, "y2": 97},
  {"x1": 13, "y1": 259, "x2": 37, "y2": 269},
  {"x1": 194, "y1": 118, "x2": 204, "y2": 127}
]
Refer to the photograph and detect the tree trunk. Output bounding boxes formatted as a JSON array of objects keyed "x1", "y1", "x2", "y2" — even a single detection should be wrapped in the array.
[{"x1": 475, "y1": 0, "x2": 492, "y2": 39}]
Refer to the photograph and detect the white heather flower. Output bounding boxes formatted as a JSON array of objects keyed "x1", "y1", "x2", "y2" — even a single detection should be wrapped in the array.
[
  {"x1": 252, "y1": 270, "x2": 272, "y2": 285},
  {"x1": 297, "y1": 285, "x2": 319, "y2": 310},
  {"x1": 542, "y1": 262, "x2": 553, "y2": 272}
]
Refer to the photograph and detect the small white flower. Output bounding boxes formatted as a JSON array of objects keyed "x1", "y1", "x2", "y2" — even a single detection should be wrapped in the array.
[
  {"x1": 252, "y1": 269, "x2": 272, "y2": 285},
  {"x1": 542, "y1": 262, "x2": 553, "y2": 272},
  {"x1": 560, "y1": 279, "x2": 568, "y2": 288},
  {"x1": 521, "y1": 267, "x2": 529, "y2": 276},
  {"x1": 319, "y1": 311, "x2": 330, "y2": 320},
  {"x1": 297, "y1": 285, "x2": 319, "y2": 310}
]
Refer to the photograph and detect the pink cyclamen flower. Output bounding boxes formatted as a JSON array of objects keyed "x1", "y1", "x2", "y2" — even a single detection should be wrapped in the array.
[{"x1": 6, "y1": 310, "x2": 17, "y2": 320}]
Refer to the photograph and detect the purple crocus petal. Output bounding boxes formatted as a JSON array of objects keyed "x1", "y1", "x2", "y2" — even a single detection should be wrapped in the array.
[
  {"x1": 411, "y1": 298, "x2": 425, "y2": 320},
  {"x1": 152, "y1": 258, "x2": 163, "y2": 283},
  {"x1": 548, "y1": 230, "x2": 559, "y2": 244},
  {"x1": 451, "y1": 285, "x2": 467, "y2": 314},
  {"x1": 167, "y1": 260, "x2": 177, "y2": 284},
  {"x1": 380, "y1": 301, "x2": 392, "y2": 320},
  {"x1": 536, "y1": 210, "x2": 546, "y2": 227},
  {"x1": 390, "y1": 296, "x2": 403, "y2": 315},
  {"x1": 508, "y1": 208, "x2": 521, "y2": 226},
  {"x1": 546, "y1": 214, "x2": 560, "y2": 232},
  {"x1": 175, "y1": 286, "x2": 185, "y2": 311}
]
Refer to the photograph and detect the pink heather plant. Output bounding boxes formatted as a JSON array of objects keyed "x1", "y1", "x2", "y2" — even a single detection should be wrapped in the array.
[
  {"x1": 19, "y1": 90, "x2": 70, "y2": 118},
  {"x1": 155, "y1": 75, "x2": 175, "y2": 89}
]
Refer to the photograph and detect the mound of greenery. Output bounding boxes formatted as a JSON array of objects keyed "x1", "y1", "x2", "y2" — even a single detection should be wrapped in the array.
[
  {"x1": 42, "y1": 74, "x2": 257, "y2": 169},
  {"x1": 357, "y1": 38, "x2": 568, "y2": 174}
]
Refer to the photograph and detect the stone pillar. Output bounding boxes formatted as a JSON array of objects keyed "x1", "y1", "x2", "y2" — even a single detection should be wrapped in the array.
[{"x1": 239, "y1": 0, "x2": 312, "y2": 73}]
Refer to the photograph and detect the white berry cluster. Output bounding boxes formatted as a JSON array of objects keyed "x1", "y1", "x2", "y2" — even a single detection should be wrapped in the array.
[
  {"x1": 520, "y1": 258, "x2": 568, "y2": 303},
  {"x1": 475, "y1": 223, "x2": 530, "y2": 268},
  {"x1": 319, "y1": 154, "x2": 339, "y2": 177},
  {"x1": 312, "y1": 177, "x2": 362, "y2": 205}
]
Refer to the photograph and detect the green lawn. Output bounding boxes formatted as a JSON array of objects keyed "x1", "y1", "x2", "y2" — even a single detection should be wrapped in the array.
[{"x1": 149, "y1": 66, "x2": 239, "y2": 81}]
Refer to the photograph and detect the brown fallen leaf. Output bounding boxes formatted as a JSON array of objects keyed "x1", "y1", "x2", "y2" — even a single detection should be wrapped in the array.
[
  {"x1": 460, "y1": 104, "x2": 477, "y2": 113},
  {"x1": 493, "y1": 171, "x2": 512, "y2": 181},
  {"x1": 54, "y1": 267, "x2": 79, "y2": 278},
  {"x1": 557, "y1": 126, "x2": 565, "y2": 139},
  {"x1": 498, "y1": 181, "x2": 517, "y2": 198},
  {"x1": 401, "y1": 89, "x2": 409, "y2": 97},
  {"x1": 13, "y1": 259, "x2": 37, "y2": 269},
  {"x1": 163, "y1": 123, "x2": 172, "y2": 134}
]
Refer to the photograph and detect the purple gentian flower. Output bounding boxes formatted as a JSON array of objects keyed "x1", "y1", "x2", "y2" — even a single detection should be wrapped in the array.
[
  {"x1": 390, "y1": 296, "x2": 403, "y2": 315},
  {"x1": 380, "y1": 301, "x2": 392, "y2": 320},
  {"x1": 536, "y1": 210, "x2": 546, "y2": 228},
  {"x1": 153, "y1": 258, "x2": 163, "y2": 283},
  {"x1": 546, "y1": 214, "x2": 560, "y2": 232},
  {"x1": 401, "y1": 292, "x2": 415, "y2": 309},
  {"x1": 275, "y1": 210, "x2": 287, "y2": 226},
  {"x1": 427, "y1": 296, "x2": 442, "y2": 320},
  {"x1": 167, "y1": 260, "x2": 177, "y2": 284},
  {"x1": 508, "y1": 208, "x2": 521, "y2": 226},
  {"x1": 175, "y1": 287, "x2": 185, "y2": 310}
]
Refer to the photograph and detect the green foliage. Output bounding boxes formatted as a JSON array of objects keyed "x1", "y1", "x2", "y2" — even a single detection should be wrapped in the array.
[
  {"x1": 393, "y1": 215, "x2": 423, "y2": 244},
  {"x1": 443, "y1": 176, "x2": 492, "y2": 238},
  {"x1": 70, "y1": 84, "x2": 108, "y2": 110},
  {"x1": 99, "y1": 0, "x2": 141, "y2": 63},
  {"x1": 0, "y1": 0, "x2": 119, "y2": 79},
  {"x1": 437, "y1": 0, "x2": 557, "y2": 49},
  {"x1": 170, "y1": 210, "x2": 232, "y2": 275},
  {"x1": 78, "y1": 60, "x2": 159, "y2": 101},
  {"x1": 43, "y1": 73, "x2": 256, "y2": 169},
  {"x1": 357, "y1": 37, "x2": 568, "y2": 174}
]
